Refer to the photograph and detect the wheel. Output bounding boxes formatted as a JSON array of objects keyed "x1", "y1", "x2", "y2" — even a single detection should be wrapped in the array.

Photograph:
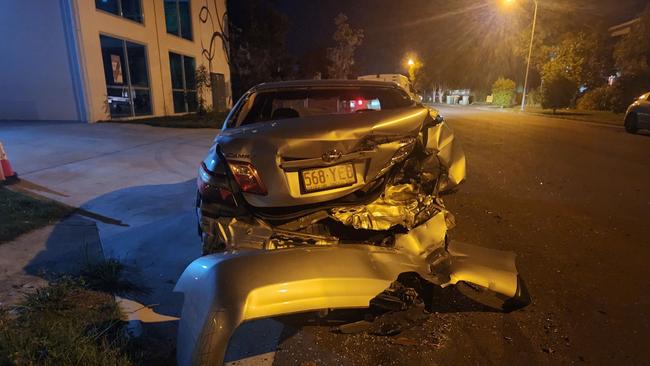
[{"x1": 624, "y1": 113, "x2": 638, "y2": 133}]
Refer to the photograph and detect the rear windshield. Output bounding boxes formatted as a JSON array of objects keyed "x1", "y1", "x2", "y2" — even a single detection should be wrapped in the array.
[{"x1": 232, "y1": 87, "x2": 414, "y2": 126}]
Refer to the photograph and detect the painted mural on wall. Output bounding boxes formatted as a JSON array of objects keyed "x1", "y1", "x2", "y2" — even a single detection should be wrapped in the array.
[{"x1": 198, "y1": 0, "x2": 230, "y2": 71}]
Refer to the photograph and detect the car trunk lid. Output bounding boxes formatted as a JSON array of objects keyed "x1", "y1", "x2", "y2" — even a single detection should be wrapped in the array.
[{"x1": 217, "y1": 107, "x2": 427, "y2": 207}]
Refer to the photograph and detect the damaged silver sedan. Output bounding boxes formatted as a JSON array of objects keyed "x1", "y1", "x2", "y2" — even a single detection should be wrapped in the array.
[{"x1": 177, "y1": 80, "x2": 528, "y2": 365}]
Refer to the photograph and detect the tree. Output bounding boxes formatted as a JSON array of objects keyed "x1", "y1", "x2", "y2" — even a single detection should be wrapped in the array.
[
  {"x1": 541, "y1": 72, "x2": 577, "y2": 113},
  {"x1": 195, "y1": 65, "x2": 211, "y2": 114},
  {"x1": 228, "y1": 0, "x2": 293, "y2": 98},
  {"x1": 491, "y1": 78, "x2": 516, "y2": 107},
  {"x1": 613, "y1": 5, "x2": 650, "y2": 75},
  {"x1": 540, "y1": 32, "x2": 613, "y2": 89},
  {"x1": 326, "y1": 14, "x2": 364, "y2": 79}
]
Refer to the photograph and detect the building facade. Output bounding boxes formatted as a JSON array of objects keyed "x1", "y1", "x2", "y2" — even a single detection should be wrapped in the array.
[
  {"x1": 0, "y1": 0, "x2": 230, "y2": 122},
  {"x1": 608, "y1": 18, "x2": 641, "y2": 38}
]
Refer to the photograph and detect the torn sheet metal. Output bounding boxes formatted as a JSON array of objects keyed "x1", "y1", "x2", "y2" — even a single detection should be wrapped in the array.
[
  {"x1": 214, "y1": 217, "x2": 273, "y2": 250},
  {"x1": 330, "y1": 183, "x2": 443, "y2": 230},
  {"x1": 175, "y1": 214, "x2": 522, "y2": 366},
  {"x1": 425, "y1": 122, "x2": 466, "y2": 191}
]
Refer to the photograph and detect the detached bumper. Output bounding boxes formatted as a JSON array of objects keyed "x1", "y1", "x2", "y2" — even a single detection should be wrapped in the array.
[{"x1": 175, "y1": 242, "x2": 523, "y2": 366}]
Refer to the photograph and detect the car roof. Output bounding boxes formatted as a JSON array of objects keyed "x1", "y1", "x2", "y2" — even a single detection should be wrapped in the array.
[{"x1": 251, "y1": 79, "x2": 402, "y2": 92}]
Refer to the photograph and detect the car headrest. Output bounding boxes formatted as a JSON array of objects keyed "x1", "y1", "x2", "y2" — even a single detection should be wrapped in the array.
[{"x1": 271, "y1": 108, "x2": 299, "y2": 120}]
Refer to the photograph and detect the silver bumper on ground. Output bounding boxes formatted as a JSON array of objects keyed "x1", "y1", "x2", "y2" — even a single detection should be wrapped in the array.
[{"x1": 175, "y1": 239, "x2": 521, "y2": 365}]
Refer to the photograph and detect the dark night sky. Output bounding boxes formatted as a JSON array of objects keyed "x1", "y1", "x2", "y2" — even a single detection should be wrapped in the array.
[{"x1": 271, "y1": 0, "x2": 649, "y2": 79}]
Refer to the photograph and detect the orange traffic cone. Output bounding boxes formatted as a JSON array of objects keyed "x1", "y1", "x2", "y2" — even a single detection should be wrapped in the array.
[{"x1": 0, "y1": 142, "x2": 18, "y2": 184}]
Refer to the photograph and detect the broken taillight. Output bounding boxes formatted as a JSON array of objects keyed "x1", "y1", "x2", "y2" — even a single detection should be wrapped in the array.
[
  {"x1": 227, "y1": 160, "x2": 268, "y2": 195},
  {"x1": 198, "y1": 162, "x2": 233, "y2": 201}
]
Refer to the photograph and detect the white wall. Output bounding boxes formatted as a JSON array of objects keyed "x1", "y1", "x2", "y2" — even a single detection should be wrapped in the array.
[{"x1": 0, "y1": 0, "x2": 83, "y2": 121}]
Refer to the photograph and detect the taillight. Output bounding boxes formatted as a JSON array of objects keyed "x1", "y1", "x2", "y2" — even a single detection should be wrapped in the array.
[
  {"x1": 197, "y1": 163, "x2": 212, "y2": 194},
  {"x1": 227, "y1": 160, "x2": 267, "y2": 195},
  {"x1": 198, "y1": 162, "x2": 233, "y2": 201}
]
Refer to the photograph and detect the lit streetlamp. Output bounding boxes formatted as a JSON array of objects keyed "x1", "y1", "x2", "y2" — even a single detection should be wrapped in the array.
[
  {"x1": 404, "y1": 55, "x2": 420, "y2": 81},
  {"x1": 505, "y1": 0, "x2": 539, "y2": 111}
]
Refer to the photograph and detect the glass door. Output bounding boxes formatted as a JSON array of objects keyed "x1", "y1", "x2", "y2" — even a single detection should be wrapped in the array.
[{"x1": 100, "y1": 35, "x2": 152, "y2": 118}]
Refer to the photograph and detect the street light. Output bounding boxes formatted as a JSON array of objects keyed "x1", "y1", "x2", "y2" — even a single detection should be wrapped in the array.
[
  {"x1": 505, "y1": 0, "x2": 539, "y2": 111},
  {"x1": 404, "y1": 55, "x2": 420, "y2": 82}
]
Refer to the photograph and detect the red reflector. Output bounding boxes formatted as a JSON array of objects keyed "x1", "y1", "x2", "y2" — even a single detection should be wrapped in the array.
[
  {"x1": 227, "y1": 160, "x2": 267, "y2": 195},
  {"x1": 217, "y1": 187, "x2": 232, "y2": 201}
]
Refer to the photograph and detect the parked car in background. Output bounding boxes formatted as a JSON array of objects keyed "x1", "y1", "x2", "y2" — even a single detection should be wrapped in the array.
[{"x1": 624, "y1": 92, "x2": 650, "y2": 133}]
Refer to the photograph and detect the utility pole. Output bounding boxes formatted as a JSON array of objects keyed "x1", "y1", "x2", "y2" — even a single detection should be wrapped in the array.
[{"x1": 521, "y1": 0, "x2": 539, "y2": 111}]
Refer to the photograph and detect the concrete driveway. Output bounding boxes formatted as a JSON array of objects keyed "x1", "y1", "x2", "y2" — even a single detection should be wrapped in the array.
[
  {"x1": 0, "y1": 120, "x2": 211, "y2": 345},
  {"x1": 1, "y1": 121, "x2": 210, "y2": 206}
]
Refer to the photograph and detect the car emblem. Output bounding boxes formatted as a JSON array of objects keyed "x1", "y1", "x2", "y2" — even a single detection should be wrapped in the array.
[{"x1": 321, "y1": 149, "x2": 343, "y2": 162}]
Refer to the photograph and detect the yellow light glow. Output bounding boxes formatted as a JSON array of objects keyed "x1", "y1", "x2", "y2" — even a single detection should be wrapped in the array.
[
  {"x1": 407, "y1": 58, "x2": 415, "y2": 66},
  {"x1": 503, "y1": 0, "x2": 515, "y2": 4}
]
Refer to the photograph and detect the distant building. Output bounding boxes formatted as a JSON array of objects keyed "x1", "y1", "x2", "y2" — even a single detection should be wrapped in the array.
[
  {"x1": 0, "y1": 0, "x2": 231, "y2": 123},
  {"x1": 608, "y1": 18, "x2": 641, "y2": 38},
  {"x1": 607, "y1": 17, "x2": 642, "y2": 84},
  {"x1": 445, "y1": 89, "x2": 471, "y2": 105}
]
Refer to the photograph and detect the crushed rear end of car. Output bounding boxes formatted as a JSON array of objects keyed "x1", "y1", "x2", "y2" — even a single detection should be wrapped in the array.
[{"x1": 179, "y1": 81, "x2": 529, "y2": 365}]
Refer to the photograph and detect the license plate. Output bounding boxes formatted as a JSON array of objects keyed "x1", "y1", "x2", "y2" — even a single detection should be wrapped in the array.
[{"x1": 300, "y1": 163, "x2": 357, "y2": 193}]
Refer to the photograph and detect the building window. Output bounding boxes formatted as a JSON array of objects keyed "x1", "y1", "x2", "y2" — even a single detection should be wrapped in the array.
[
  {"x1": 164, "y1": 0, "x2": 192, "y2": 40},
  {"x1": 100, "y1": 35, "x2": 152, "y2": 118},
  {"x1": 169, "y1": 52, "x2": 197, "y2": 113},
  {"x1": 95, "y1": 0, "x2": 143, "y2": 23}
]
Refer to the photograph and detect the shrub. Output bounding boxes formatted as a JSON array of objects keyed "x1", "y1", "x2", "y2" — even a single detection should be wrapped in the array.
[
  {"x1": 541, "y1": 73, "x2": 577, "y2": 113},
  {"x1": 609, "y1": 70, "x2": 650, "y2": 113},
  {"x1": 576, "y1": 86, "x2": 613, "y2": 111},
  {"x1": 525, "y1": 89, "x2": 541, "y2": 107},
  {"x1": 491, "y1": 78, "x2": 516, "y2": 107}
]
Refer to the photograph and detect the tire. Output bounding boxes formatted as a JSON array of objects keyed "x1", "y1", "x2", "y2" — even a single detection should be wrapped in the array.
[{"x1": 624, "y1": 113, "x2": 638, "y2": 134}]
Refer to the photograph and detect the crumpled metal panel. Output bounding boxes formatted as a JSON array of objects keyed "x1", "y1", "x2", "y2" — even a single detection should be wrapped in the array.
[
  {"x1": 437, "y1": 241, "x2": 519, "y2": 298},
  {"x1": 217, "y1": 108, "x2": 428, "y2": 208},
  {"x1": 215, "y1": 217, "x2": 273, "y2": 250},
  {"x1": 330, "y1": 183, "x2": 441, "y2": 230},
  {"x1": 175, "y1": 232, "x2": 521, "y2": 366},
  {"x1": 425, "y1": 122, "x2": 466, "y2": 190},
  {"x1": 393, "y1": 210, "x2": 449, "y2": 258}
]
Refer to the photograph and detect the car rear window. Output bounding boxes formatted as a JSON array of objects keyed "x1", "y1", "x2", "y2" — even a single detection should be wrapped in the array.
[{"x1": 233, "y1": 87, "x2": 414, "y2": 126}]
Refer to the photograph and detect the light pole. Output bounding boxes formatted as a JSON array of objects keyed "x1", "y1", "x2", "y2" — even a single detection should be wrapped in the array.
[{"x1": 520, "y1": 0, "x2": 539, "y2": 111}]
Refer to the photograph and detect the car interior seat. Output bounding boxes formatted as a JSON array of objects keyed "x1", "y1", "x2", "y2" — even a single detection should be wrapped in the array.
[{"x1": 271, "y1": 108, "x2": 300, "y2": 120}]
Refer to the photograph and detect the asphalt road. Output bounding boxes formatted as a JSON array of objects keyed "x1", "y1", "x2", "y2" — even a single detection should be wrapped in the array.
[{"x1": 269, "y1": 106, "x2": 650, "y2": 365}]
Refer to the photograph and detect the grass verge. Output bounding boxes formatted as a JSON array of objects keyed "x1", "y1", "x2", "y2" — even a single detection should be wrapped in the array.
[
  {"x1": 0, "y1": 260, "x2": 165, "y2": 365},
  {"x1": 0, "y1": 278, "x2": 133, "y2": 365},
  {"x1": 100, "y1": 111, "x2": 228, "y2": 129},
  {"x1": 520, "y1": 107, "x2": 624, "y2": 126},
  {"x1": 0, "y1": 187, "x2": 72, "y2": 243}
]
